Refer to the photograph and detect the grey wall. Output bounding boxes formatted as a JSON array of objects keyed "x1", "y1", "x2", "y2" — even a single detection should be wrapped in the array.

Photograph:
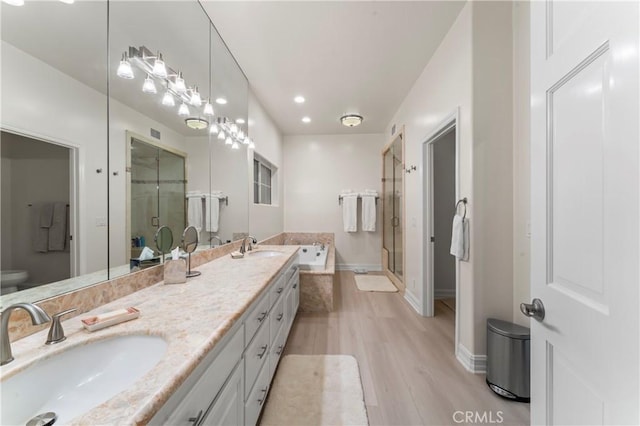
[{"x1": 433, "y1": 129, "x2": 456, "y2": 298}]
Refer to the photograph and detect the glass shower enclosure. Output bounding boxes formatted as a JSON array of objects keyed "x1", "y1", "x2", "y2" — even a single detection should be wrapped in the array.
[{"x1": 383, "y1": 133, "x2": 403, "y2": 283}]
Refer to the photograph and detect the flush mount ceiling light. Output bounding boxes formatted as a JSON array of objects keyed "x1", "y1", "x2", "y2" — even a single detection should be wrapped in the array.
[
  {"x1": 340, "y1": 114, "x2": 363, "y2": 127},
  {"x1": 294, "y1": 95, "x2": 305, "y2": 104},
  {"x1": 185, "y1": 117, "x2": 209, "y2": 130},
  {"x1": 302, "y1": 116, "x2": 311, "y2": 123}
]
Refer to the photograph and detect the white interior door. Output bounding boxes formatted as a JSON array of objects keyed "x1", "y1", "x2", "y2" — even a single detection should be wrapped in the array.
[{"x1": 530, "y1": 1, "x2": 639, "y2": 425}]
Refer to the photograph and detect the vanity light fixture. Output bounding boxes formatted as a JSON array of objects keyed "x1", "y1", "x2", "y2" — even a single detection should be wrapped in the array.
[
  {"x1": 302, "y1": 116, "x2": 311, "y2": 123},
  {"x1": 340, "y1": 114, "x2": 363, "y2": 127},
  {"x1": 190, "y1": 86, "x2": 202, "y2": 107},
  {"x1": 237, "y1": 130, "x2": 245, "y2": 140},
  {"x1": 294, "y1": 95, "x2": 305, "y2": 104},
  {"x1": 117, "y1": 52, "x2": 134, "y2": 79},
  {"x1": 209, "y1": 123, "x2": 219, "y2": 134},
  {"x1": 185, "y1": 117, "x2": 209, "y2": 130},
  {"x1": 217, "y1": 130, "x2": 226, "y2": 140},
  {"x1": 229, "y1": 123, "x2": 238, "y2": 135},
  {"x1": 152, "y1": 52, "x2": 167, "y2": 78},
  {"x1": 178, "y1": 102, "x2": 190, "y2": 116},
  {"x1": 162, "y1": 91, "x2": 175, "y2": 107},
  {"x1": 215, "y1": 97, "x2": 227, "y2": 105},
  {"x1": 174, "y1": 71, "x2": 187, "y2": 94},
  {"x1": 203, "y1": 100, "x2": 214, "y2": 116},
  {"x1": 231, "y1": 141, "x2": 240, "y2": 150},
  {"x1": 248, "y1": 139, "x2": 256, "y2": 150},
  {"x1": 142, "y1": 75, "x2": 157, "y2": 94},
  {"x1": 225, "y1": 136, "x2": 233, "y2": 146}
]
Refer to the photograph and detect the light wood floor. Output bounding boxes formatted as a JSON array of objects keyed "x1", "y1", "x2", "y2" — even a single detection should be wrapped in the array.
[{"x1": 283, "y1": 271, "x2": 530, "y2": 426}]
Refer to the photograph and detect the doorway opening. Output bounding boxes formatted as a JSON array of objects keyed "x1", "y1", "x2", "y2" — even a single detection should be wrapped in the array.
[
  {"x1": 1, "y1": 130, "x2": 77, "y2": 294},
  {"x1": 423, "y1": 110, "x2": 460, "y2": 350}
]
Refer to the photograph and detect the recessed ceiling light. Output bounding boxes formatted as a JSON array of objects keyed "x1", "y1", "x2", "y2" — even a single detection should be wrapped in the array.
[
  {"x1": 302, "y1": 116, "x2": 311, "y2": 123},
  {"x1": 3, "y1": 0, "x2": 25, "y2": 5},
  {"x1": 340, "y1": 114, "x2": 363, "y2": 127},
  {"x1": 294, "y1": 96, "x2": 305, "y2": 104},
  {"x1": 236, "y1": 118, "x2": 245, "y2": 124},
  {"x1": 215, "y1": 97, "x2": 227, "y2": 105}
]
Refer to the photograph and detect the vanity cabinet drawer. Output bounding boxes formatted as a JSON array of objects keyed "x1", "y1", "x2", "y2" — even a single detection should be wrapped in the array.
[
  {"x1": 200, "y1": 360, "x2": 244, "y2": 426},
  {"x1": 244, "y1": 320, "x2": 270, "y2": 399},
  {"x1": 244, "y1": 362, "x2": 270, "y2": 426},
  {"x1": 269, "y1": 323, "x2": 287, "y2": 381},
  {"x1": 269, "y1": 295, "x2": 285, "y2": 347},
  {"x1": 285, "y1": 264, "x2": 299, "y2": 286},
  {"x1": 269, "y1": 275, "x2": 286, "y2": 309},
  {"x1": 245, "y1": 294, "x2": 269, "y2": 346},
  {"x1": 158, "y1": 324, "x2": 244, "y2": 426}
]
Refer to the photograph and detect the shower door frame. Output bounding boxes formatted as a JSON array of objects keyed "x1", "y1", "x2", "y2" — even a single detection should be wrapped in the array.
[
  {"x1": 381, "y1": 127, "x2": 405, "y2": 292},
  {"x1": 125, "y1": 131, "x2": 187, "y2": 260}
]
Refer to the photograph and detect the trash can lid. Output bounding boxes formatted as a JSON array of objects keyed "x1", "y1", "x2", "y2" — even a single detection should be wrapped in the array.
[{"x1": 487, "y1": 318, "x2": 530, "y2": 339}]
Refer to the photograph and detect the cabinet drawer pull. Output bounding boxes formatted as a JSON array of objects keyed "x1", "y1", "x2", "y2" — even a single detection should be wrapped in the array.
[
  {"x1": 277, "y1": 313, "x2": 284, "y2": 321},
  {"x1": 276, "y1": 345, "x2": 284, "y2": 355},
  {"x1": 258, "y1": 387, "x2": 268, "y2": 406},
  {"x1": 257, "y1": 312, "x2": 267, "y2": 322},
  {"x1": 276, "y1": 287, "x2": 283, "y2": 294},
  {"x1": 188, "y1": 409, "x2": 203, "y2": 425},
  {"x1": 257, "y1": 345, "x2": 268, "y2": 359}
]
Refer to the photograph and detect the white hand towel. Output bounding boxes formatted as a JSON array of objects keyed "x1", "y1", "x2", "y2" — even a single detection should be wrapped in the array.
[
  {"x1": 342, "y1": 194, "x2": 358, "y2": 232},
  {"x1": 31, "y1": 203, "x2": 49, "y2": 253},
  {"x1": 205, "y1": 195, "x2": 220, "y2": 233},
  {"x1": 361, "y1": 194, "x2": 376, "y2": 232},
  {"x1": 187, "y1": 193, "x2": 203, "y2": 233},
  {"x1": 450, "y1": 214, "x2": 469, "y2": 261},
  {"x1": 48, "y1": 202, "x2": 67, "y2": 251}
]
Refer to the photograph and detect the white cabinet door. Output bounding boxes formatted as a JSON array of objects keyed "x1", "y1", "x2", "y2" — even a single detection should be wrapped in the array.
[
  {"x1": 201, "y1": 362, "x2": 244, "y2": 426},
  {"x1": 530, "y1": 1, "x2": 639, "y2": 424}
]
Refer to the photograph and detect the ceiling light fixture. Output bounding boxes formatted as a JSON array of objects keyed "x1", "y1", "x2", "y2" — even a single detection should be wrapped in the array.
[
  {"x1": 185, "y1": 117, "x2": 209, "y2": 130},
  {"x1": 152, "y1": 52, "x2": 167, "y2": 78},
  {"x1": 294, "y1": 96, "x2": 305, "y2": 104},
  {"x1": 203, "y1": 100, "x2": 214, "y2": 116},
  {"x1": 340, "y1": 114, "x2": 363, "y2": 127},
  {"x1": 142, "y1": 74, "x2": 157, "y2": 94},
  {"x1": 117, "y1": 52, "x2": 134, "y2": 79},
  {"x1": 215, "y1": 97, "x2": 227, "y2": 105},
  {"x1": 162, "y1": 91, "x2": 175, "y2": 107},
  {"x1": 235, "y1": 118, "x2": 245, "y2": 124},
  {"x1": 178, "y1": 102, "x2": 190, "y2": 116},
  {"x1": 302, "y1": 116, "x2": 311, "y2": 123}
]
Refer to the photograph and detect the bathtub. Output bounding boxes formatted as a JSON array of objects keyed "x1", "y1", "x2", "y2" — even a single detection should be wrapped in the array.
[{"x1": 298, "y1": 244, "x2": 329, "y2": 271}]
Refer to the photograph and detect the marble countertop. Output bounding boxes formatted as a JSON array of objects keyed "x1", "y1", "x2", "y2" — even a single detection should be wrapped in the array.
[{"x1": 0, "y1": 246, "x2": 299, "y2": 425}]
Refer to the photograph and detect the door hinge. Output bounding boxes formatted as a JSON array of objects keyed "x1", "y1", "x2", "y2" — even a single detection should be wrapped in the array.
[{"x1": 430, "y1": 236, "x2": 435, "y2": 242}]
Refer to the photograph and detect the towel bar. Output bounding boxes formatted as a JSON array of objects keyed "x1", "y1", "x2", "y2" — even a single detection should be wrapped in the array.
[{"x1": 338, "y1": 195, "x2": 379, "y2": 205}]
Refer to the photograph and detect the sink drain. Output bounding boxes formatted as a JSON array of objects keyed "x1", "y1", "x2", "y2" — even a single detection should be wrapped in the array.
[{"x1": 26, "y1": 412, "x2": 57, "y2": 426}]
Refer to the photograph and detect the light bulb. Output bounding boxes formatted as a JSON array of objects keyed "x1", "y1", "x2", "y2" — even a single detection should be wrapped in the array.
[
  {"x1": 302, "y1": 116, "x2": 311, "y2": 123},
  {"x1": 178, "y1": 102, "x2": 190, "y2": 116},
  {"x1": 174, "y1": 72, "x2": 187, "y2": 93},
  {"x1": 162, "y1": 91, "x2": 175, "y2": 107},
  {"x1": 294, "y1": 95, "x2": 305, "y2": 104},
  {"x1": 231, "y1": 141, "x2": 240, "y2": 150},
  {"x1": 203, "y1": 101, "x2": 214, "y2": 116},
  {"x1": 225, "y1": 137, "x2": 233, "y2": 146},
  {"x1": 142, "y1": 75, "x2": 157, "y2": 94},
  {"x1": 209, "y1": 124, "x2": 219, "y2": 135},
  {"x1": 217, "y1": 130, "x2": 226, "y2": 140},
  {"x1": 116, "y1": 52, "x2": 134, "y2": 79},
  {"x1": 190, "y1": 86, "x2": 202, "y2": 107},
  {"x1": 152, "y1": 52, "x2": 167, "y2": 78}
]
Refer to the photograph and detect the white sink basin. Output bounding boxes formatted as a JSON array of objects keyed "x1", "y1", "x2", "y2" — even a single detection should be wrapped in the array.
[
  {"x1": 247, "y1": 250, "x2": 283, "y2": 258},
  {"x1": 1, "y1": 334, "x2": 167, "y2": 425}
]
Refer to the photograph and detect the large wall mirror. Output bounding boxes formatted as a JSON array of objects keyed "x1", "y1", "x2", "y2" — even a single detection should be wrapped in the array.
[{"x1": 0, "y1": 1, "x2": 250, "y2": 305}]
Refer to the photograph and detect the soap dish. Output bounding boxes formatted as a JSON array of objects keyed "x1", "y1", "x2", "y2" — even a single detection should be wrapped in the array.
[
  {"x1": 81, "y1": 307, "x2": 140, "y2": 332},
  {"x1": 230, "y1": 251, "x2": 244, "y2": 259}
]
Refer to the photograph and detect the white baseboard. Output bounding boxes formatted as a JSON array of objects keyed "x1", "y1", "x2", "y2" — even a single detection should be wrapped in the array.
[
  {"x1": 456, "y1": 343, "x2": 486, "y2": 374},
  {"x1": 336, "y1": 264, "x2": 382, "y2": 272},
  {"x1": 434, "y1": 289, "x2": 456, "y2": 299},
  {"x1": 403, "y1": 289, "x2": 422, "y2": 315}
]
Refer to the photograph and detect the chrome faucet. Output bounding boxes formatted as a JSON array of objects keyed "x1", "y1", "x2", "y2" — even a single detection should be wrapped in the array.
[
  {"x1": 240, "y1": 236, "x2": 258, "y2": 254},
  {"x1": 210, "y1": 235, "x2": 223, "y2": 246},
  {"x1": 1, "y1": 303, "x2": 51, "y2": 365}
]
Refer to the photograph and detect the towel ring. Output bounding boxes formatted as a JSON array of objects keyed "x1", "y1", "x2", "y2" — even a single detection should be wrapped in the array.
[{"x1": 455, "y1": 198, "x2": 468, "y2": 220}]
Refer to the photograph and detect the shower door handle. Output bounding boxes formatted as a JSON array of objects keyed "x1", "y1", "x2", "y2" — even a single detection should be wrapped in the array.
[{"x1": 151, "y1": 216, "x2": 159, "y2": 227}]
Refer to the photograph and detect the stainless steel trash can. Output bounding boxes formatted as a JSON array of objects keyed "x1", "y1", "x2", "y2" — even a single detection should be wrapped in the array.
[{"x1": 486, "y1": 318, "x2": 530, "y2": 402}]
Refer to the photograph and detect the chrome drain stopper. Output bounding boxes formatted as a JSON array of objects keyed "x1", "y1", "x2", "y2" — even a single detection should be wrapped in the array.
[{"x1": 26, "y1": 412, "x2": 57, "y2": 426}]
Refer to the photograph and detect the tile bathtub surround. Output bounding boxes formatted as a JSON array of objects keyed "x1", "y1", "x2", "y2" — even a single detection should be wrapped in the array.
[
  {"x1": 282, "y1": 232, "x2": 334, "y2": 246},
  {"x1": 6, "y1": 240, "x2": 244, "y2": 342},
  {"x1": 299, "y1": 274, "x2": 334, "y2": 312},
  {"x1": 0, "y1": 246, "x2": 299, "y2": 425}
]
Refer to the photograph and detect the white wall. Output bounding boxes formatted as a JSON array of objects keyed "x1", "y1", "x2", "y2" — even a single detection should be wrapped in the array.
[
  {"x1": 248, "y1": 91, "x2": 284, "y2": 241},
  {"x1": 1, "y1": 157, "x2": 12, "y2": 269},
  {"x1": 284, "y1": 133, "x2": 385, "y2": 269},
  {"x1": 385, "y1": 3, "x2": 474, "y2": 348},
  {"x1": 512, "y1": 1, "x2": 531, "y2": 327}
]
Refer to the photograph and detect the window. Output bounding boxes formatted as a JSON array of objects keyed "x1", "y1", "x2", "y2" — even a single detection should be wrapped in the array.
[{"x1": 253, "y1": 154, "x2": 275, "y2": 205}]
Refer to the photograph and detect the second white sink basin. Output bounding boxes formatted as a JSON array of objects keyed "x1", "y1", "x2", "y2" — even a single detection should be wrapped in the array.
[
  {"x1": 247, "y1": 250, "x2": 283, "y2": 258},
  {"x1": 1, "y1": 334, "x2": 167, "y2": 425}
]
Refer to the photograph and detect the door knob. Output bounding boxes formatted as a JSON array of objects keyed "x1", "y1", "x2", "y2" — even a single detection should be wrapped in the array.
[{"x1": 520, "y1": 298, "x2": 545, "y2": 322}]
